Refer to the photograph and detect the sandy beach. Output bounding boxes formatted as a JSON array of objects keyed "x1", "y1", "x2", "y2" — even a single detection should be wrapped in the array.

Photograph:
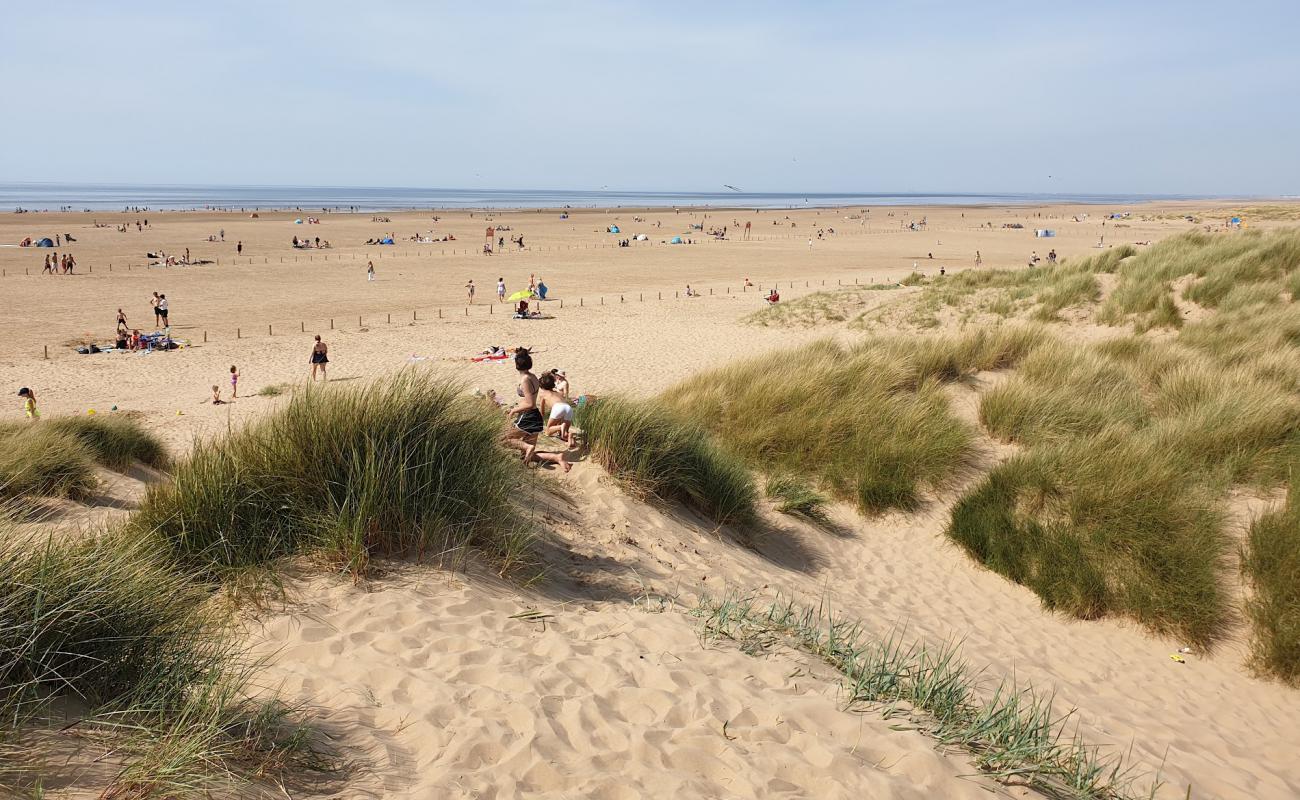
[{"x1": 6, "y1": 200, "x2": 1300, "y2": 799}]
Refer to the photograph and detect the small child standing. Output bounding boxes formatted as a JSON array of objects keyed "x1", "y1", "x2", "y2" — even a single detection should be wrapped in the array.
[
  {"x1": 230, "y1": 365, "x2": 240, "y2": 398},
  {"x1": 367, "y1": 262, "x2": 375, "y2": 282},
  {"x1": 18, "y1": 387, "x2": 38, "y2": 420}
]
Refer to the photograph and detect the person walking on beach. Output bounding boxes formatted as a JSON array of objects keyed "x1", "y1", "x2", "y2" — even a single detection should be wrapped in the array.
[
  {"x1": 229, "y1": 365, "x2": 240, "y2": 398},
  {"x1": 18, "y1": 387, "x2": 38, "y2": 420},
  {"x1": 310, "y1": 335, "x2": 329, "y2": 381},
  {"x1": 236, "y1": 241, "x2": 243, "y2": 256},
  {"x1": 219, "y1": 228, "x2": 225, "y2": 241},
  {"x1": 367, "y1": 261, "x2": 375, "y2": 282},
  {"x1": 975, "y1": 250, "x2": 982, "y2": 265},
  {"x1": 497, "y1": 277, "x2": 506, "y2": 303},
  {"x1": 150, "y1": 292, "x2": 162, "y2": 327},
  {"x1": 42, "y1": 254, "x2": 52, "y2": 274},
  {"x1": 466, "y1": 279, "x2": 476, "y2": 304}
]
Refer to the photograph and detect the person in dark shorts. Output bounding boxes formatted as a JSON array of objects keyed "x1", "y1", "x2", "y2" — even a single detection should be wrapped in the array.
[
  {"x1": 502, "y1": 349, "x2": 569, "y2": 472},
  {"x1": 310, "y1": 335, "x2": 329, "y2": 381}
]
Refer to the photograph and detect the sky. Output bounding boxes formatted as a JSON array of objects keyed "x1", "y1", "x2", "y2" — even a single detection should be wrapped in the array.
[{"x1": 3, "y1": 1, "x2": 1298, "y2": 195}]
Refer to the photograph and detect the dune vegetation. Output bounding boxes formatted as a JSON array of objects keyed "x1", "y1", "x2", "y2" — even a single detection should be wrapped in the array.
[
  {"x1": 744, "y1": 282, "x2": 903, "y2": 328},
  {"x1": 576, "y1": 396, "x2": 757, "y2": 528},
  {"x1": 1242, "y1": 480, "x2": 1300, "y2": 685},
  {"x1": 722, "y1": 227, "x2": 1300, "y2": 668},
  {"x1": 663, "y1": 327, "x2": 1042, "y2": 514},
  {"x1": 764, "y1": 474, "x2": 829, "y2": 522},
  {"x1": 0, "y1": 374, "x2": 546, "y2": 794},
  {"x1": 949, "y1": 230, "x2": 1300, "y2": 653},
  {"x1": 0, "y1": 415, "x2": 166, "y2": 502},
  {"x1": 698, "y1": 594, "x2": 1160, "y2": 800},
  {"x1": 0, "y1": 521, "x2": 329, "y2": 797},
  {"x1": 128, "y1": 372, "x2": 529, "y2": 581}
]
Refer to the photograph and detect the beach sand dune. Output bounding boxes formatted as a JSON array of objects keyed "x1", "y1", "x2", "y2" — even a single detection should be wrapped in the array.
[{"x1": 6, "y1": 202, "x2": 1300, "y2": 798}]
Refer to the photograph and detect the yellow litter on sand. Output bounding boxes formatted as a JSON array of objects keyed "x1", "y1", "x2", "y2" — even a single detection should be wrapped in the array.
[
  {"x1": 86, "y1": 409, "x2": 96, "y2": 415},
  {"x1": 176, "y1": 410, "x2": 184, "y2": 416},
  {"x1": 1170, "y1": 654, "x2": 1186, "y2": 664}
]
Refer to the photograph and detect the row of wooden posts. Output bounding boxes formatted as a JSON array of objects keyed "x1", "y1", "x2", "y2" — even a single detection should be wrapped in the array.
[{"x1": 40, "y1": 276, "x2": 881, "y2": 359}]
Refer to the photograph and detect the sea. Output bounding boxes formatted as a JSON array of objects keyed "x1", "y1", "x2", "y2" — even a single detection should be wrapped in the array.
[{"x1": 0, "y1": 182, "x2": 1207, "y2": 213}]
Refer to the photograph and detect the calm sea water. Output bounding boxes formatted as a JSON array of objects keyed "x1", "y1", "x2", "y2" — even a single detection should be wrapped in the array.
[{"x1": 0, "y1": 182, "x2": 1198, "y2": 212}]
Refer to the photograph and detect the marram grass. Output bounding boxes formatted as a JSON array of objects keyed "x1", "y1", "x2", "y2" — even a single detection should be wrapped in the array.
[
  {"x1": 697, "y1": 593, "x2": 1164, "y2": 800},
  {"x1": 663, "y1": 328, "x2": 1043, "y2": 514},
  {"x1": 576, "y1": 396, "x2": 757, "y2": 528},
  {"x1": 128, "y1": 371, "x2": 530, "y2": 581}
]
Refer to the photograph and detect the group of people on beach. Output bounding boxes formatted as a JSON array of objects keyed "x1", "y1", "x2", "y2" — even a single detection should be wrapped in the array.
[{"x1": 42, "y1": 252, "x2": 76, "y2": 274}]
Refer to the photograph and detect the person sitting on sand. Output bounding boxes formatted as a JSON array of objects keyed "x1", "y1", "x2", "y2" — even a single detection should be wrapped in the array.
[
  {"x1": 538, "y1": 371, "x2": 574, "y2": 444},
  {"x1": 502, "y1": 350, "x2": 570, "y2": 472},
  {"x1": 516, "y1": 298, "x2": 529, "y2": 317},
  {"x1": 767, "y1": 288, "x2": 780, "y2": 304},
  {"x1": 18, "y1": 387, "x2": 38, "y2": 420},
  {"x1": 211, "y1": 385, "x2": 225, "y2": 405},
  {"x1": 310, "y1": 335, "x2": 329, "y2": 381}
]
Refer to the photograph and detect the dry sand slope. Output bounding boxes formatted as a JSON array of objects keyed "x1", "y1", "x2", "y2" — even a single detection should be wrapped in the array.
[{"x1": 247, "y1": 456, "x2": 1299, "y2": 800}]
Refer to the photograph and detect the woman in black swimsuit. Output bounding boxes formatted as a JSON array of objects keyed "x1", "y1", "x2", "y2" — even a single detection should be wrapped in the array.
[
  {"x1": 503, "y1": 349, "x2": 569, "y2": 472},
  {"x1": 309, "y1": 335, "x2": 329, "y2": 381}
]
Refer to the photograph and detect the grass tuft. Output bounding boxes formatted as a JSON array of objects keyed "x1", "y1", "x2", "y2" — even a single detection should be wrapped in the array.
[
  {"x1": 946, "y1": 437, "x2": 1230, "y2": 648},
  {"x1": 1242, "y1": 481, "x2": 1300, "y2": 684},
  {"x1": 43, "y1": 415, "x2": 168, "y2": 470},
  {"x1": 0, "y1": 521, "x2": 332, "y2": 796},
  {"x1": 128, "y1": 372, "x2": 529, "y2": 581},
  {"x1": 764, "y1": 474, "x2": 829, "y2": 522},
  {"x1": 663, "y1": 329, "x2": 1043, "y2": 515},
  {"x1": 576, "y1": 396, "x2": 757, "y2": 527},
  {"x1": 0, "y1": 426, "x2": 99, "y2": 501}
]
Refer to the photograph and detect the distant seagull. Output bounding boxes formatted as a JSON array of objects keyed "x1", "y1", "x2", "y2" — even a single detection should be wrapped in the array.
[{"x1": 723, "y1": 184, "x2": 742, "y2": 192}]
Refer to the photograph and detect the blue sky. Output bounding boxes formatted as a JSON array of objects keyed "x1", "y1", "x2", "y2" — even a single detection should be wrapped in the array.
[{"x1": 3, "y1": 1, "x2": 1297, "y2": 195}]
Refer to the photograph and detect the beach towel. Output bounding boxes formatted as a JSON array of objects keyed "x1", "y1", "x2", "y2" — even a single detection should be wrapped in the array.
[{"x1": 472, "y1": 353, "x2": 510, "y2": 362}]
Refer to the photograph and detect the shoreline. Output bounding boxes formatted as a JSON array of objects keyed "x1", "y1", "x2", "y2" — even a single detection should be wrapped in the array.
[{"x1": 3, "y1": 185, "x2": 1274, "y2": 214}]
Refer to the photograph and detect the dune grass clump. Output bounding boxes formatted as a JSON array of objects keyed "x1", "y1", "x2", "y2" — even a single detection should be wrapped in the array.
[
  {"x1": 947, "y1": 436, "x2": 1229, "y2": 648},
  {"x1": 43, "y1": 414, "x2": 168, "y2": 469},
  {"x1": 1242, "y1": 483, "x2": 1300, "y2": 684},
  {"x1": 961, "y1": 329, "x2": 1300, "y2": 645},
  {"x1": 1099, "y1": 229, "x2": 1300, "y2": 329},
  {"x1": 978, "y1": 341, "x2": 1149, "y2": 445},
  {"x1": 745, "y1": 284, "x2": 900, "y2": 328},
  {"x1": 664, "y1": 329, "x2": 1042, "y2": 514},
  {"x1": 0, "y1": 523, "x2": 329, "y2": 795},
  {"x1": 908, "y1": 247, "x2": 1135, "y2": 325},
  {"x1": 256, "y1": 383, "x2": 291, "y2": 397},
  {"x1": 576, "y1": 396, "x2": 756, "y2": 527},
  {"x1": 0, "y1": 530, "x2": 225, "y2": 721},
  {"x1": 0, "y1": 425, "x2": 99, "y2": 501},
  {"x1": 697, "y1": 594, "x2": 1160, "y2": 799},
  {"x1": 129, "y1": 372, "x2": 526, "y2": 580},
  {"x1": 764, "y1": 474, "x2": 829, "y2": 522}
]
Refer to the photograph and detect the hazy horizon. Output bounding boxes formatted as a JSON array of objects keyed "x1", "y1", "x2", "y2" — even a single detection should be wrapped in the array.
[{"x1": 4, "y1": 1, "x2": 1297, "y2": 196}]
